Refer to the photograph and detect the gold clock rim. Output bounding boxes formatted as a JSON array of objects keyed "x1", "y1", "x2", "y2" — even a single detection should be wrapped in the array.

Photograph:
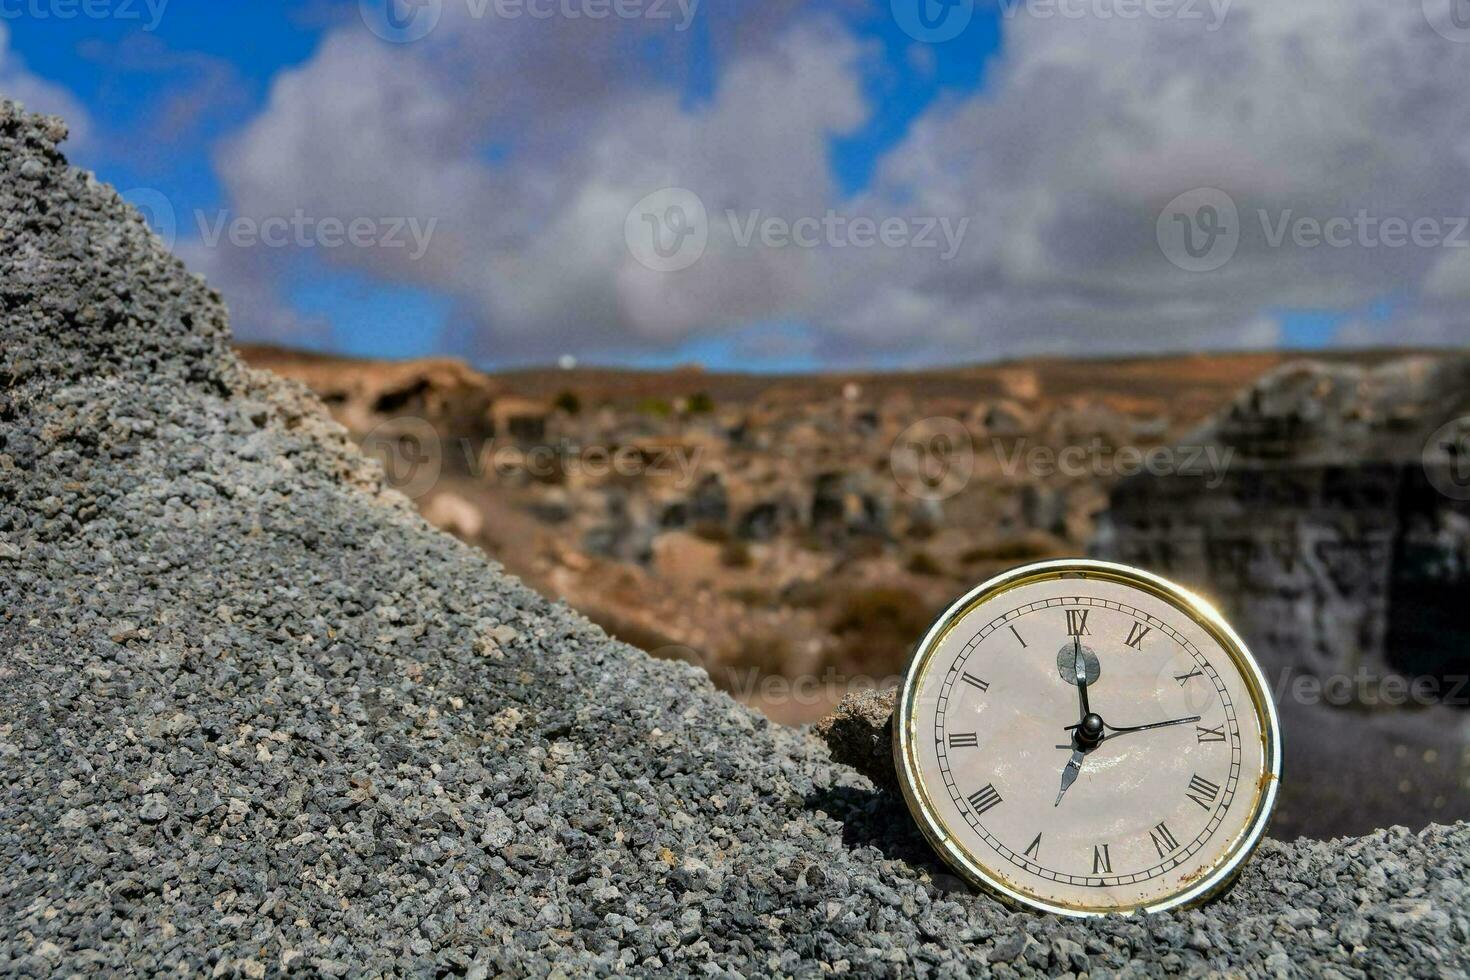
[{"x1": 892, "y1": 557, "x2": 1282, "y2": 918}]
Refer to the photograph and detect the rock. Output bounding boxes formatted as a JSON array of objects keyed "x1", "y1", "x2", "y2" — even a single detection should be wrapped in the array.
[
  {"x1": 137, "y1": 795, "x2": 170, "y2": 824},
  {"x1": 422, "y1": 491, "x2": 484, "y2": 539},
  {"x1": 241, "y1": 345, "x2": 500, "y2": 440},
  {"x1": 988, "y1": 932, "x2": 1027, "y2": 963},
  {"x1": 977, "y1": 399, "x2": 1036, "y2": 438},
  {"x1": 812, "y1": 687, "x2": 900, "y2": 792},
  {"x1": 0, "y1": 99, "x2": 1467, "y2": 977}
]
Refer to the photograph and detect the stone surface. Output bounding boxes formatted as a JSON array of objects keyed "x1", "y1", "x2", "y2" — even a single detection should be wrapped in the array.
[
  {"x1": 2, "y1": 101, "x2": 1469, "y2": 976},
  {"x1": 812, "y1": 688, "x2": 901, "y2": 793}
]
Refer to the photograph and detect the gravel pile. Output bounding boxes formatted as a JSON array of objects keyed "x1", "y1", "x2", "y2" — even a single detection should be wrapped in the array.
[{"x1": 1, "y1": 101, "x2": 1467, "y2": 977}]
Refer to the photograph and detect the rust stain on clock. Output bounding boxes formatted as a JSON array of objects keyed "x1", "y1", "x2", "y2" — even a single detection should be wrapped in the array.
[{"x1": 1179, "y1": 863, "x2": 1213, "y2": 886}]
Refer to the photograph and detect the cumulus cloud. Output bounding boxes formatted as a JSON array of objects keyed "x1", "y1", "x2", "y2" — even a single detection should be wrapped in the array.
[
  {"x1": 213, "y1": 0, "x2": 1470, "y2": 364},
  {"x1": 856, "y1": 0, "x2": 1470, "y2": 356}
]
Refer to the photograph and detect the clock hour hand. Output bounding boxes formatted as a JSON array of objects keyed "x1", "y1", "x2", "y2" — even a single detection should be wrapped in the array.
[{"x1": 1054, "y1": 748, "x2": 1085, "y2": 806}]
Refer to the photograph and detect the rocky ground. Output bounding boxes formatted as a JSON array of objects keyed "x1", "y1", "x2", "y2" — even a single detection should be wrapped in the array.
[{"x1": 3, "y1": 101, "x2": 1469, "y2": 976}]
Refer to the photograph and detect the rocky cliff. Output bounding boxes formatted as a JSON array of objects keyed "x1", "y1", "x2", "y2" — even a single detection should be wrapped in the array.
[{"x1": 1097, "y1": 357, "x2": 1470, "y2": 697}]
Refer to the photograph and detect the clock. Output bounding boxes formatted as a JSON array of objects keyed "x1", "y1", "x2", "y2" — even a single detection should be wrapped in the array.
[{"x1": 892, "y1": 559, "x2": 1280, "y2": 916}]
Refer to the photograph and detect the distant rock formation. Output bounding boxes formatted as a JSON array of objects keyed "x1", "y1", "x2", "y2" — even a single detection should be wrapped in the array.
[
  {"x1": 239, "y1": 344, "x2": 540, "y2": 443},
  {"x1": 1096, "y1": 356, "x2": 1470, "y2": 703}
]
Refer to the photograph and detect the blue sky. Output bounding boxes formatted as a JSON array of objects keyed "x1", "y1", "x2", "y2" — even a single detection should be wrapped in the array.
[
  {"x1": 10, "y1": 5, "x2": 313, "y2": 199},
  {"x1": 4, "y1": 1, "x2": 1464, "y2": 369}
]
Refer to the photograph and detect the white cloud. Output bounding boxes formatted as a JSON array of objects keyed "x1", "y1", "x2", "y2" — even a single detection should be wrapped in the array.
[
  {"x1": 212, "y1": 0, "x2": 1470, "y2": 363},
  {"x1": 852, "y1": 0, "x2": 1470, "y2": 356}
]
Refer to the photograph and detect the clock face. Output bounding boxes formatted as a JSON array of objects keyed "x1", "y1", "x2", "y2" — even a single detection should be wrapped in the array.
[{"x1": 893, "y1": 560, "x2": 1280, "y2": 916}]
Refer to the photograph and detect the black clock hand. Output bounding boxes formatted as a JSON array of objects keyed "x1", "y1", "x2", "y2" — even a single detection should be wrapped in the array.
[
  {"x1": 1103, "y1": 715, "x2": 1201, "y2": 736},
  {"x1": 1054, "y1": 748, "x2": 1085, "y2": 807},
  {"x1": 1069, "y1": 639, "x2": 1106, "y2": 750},
  {"x1": 1056, "y1": 639, "x2": 1107, "y2": 804},
  {"x1": 1061, "y1": 715, "x2": 1201, "y2": 744},
  {"x1": 1072, "y1": 637, "x2": 1090, "y2": 719}
]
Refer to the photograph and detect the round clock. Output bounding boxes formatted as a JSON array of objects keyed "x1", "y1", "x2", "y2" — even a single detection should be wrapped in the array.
[{"x1": 892, "y1": 559, "x2": 1281, "y2": 916}]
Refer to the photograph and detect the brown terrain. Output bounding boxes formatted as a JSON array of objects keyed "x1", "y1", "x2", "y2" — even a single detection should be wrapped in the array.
[{"x1": 236, "y1": 345, "x2": 1439, "y2": 726}]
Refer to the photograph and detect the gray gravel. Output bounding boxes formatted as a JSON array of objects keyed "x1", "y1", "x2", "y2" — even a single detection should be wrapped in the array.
[{"x1": 1, "y1": 100, "x2": 1467, "y2": 977}]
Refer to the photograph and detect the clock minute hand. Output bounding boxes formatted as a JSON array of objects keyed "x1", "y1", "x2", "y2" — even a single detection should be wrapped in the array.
[
  {"x1": 1106, "y1": 715, "x2": 1201, "y2": 736},
  {"x1": 1068, "y1": 639, "x2": 1110, "y2": 751},
  {"x1": 1063, "y1": 715, "x2": 1201, "y2": 740}
]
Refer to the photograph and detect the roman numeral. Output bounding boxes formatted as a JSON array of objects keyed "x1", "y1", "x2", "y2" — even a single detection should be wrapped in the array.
[
  {"x1": 1196, "y1": 724, "x2": 1226, "y2": 743},
  {"x1": 948, "y1": 732, "x2": 978, "y2": 748},
  {"x1": 1023, "y1": 832, "x2": 1042, "y2": 860},
  {"x1": 967, "y1": 784, "x2": 1002, "y2": 816},
  {"x1": 1187, "y1": 774, "x2": 1221, "y2": 811},
  {"x1": 1008, "y1": 624, "x2": 1027, "y2": 648},
  {"x1": 960, "y1": 672, "x2": 989, "y2": 692},
  {"x1": 1065, "y1": 609, "x2": 1090, "y2": 636},
  {"x1": 1091, "y1": 843, "x2": 1112, "y2": 874},
  {"x1": 1124, "y1": 622, "x2": 1151, "y2": 649},
  {"x1": 1149, "y1": 821, "x2": 1179, "y2": 858},
  {"x1": 1175, "y1": 668, "x2": 1204, "y2": 686}
]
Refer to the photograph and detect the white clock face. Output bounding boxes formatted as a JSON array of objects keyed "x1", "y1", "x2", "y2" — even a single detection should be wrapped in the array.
[{"x1": 894, "y1": 562, "x2": 1279, "y2": 916}]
